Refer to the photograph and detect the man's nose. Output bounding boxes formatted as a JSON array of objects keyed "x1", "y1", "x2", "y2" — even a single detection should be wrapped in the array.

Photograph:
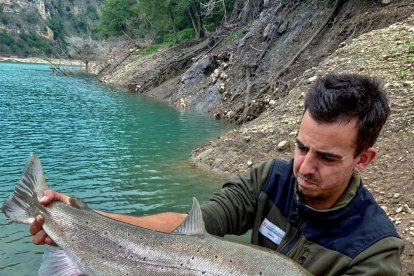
[{"x1": 300, "y1": 152, "x2": 317, "y2": 175}]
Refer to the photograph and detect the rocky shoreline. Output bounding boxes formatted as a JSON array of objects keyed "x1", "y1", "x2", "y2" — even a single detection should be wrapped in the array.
[{"x1": 0, "y1": 56, "x2": 82, "y2": 66}]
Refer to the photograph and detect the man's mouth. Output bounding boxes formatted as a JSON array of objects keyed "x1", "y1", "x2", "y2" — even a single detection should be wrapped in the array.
[{"x1": 297, "y1": 173, "x2": 319, "y2": 187}]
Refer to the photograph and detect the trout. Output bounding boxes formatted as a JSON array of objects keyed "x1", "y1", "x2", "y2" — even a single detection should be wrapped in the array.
[{"x1": 2, "y1": 154, "x2": 311, "y2": 275}]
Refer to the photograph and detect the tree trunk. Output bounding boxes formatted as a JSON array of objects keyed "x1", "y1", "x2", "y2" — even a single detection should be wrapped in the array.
[
  {"x1": 222, "y1": 0, "x2": 227, "y2": 23},
  {"x1": 168, "y1": 2, "x2": 178, "y2": 43},
  {"x1": 230, "y1": 0, "x2": 262, "y2": 22},
  {"x1": 85, "y1": 60, "x2": 89, "y2": 75},
  {"x1": 187, "y1": 2, "x2": 204, "y2": 39}
]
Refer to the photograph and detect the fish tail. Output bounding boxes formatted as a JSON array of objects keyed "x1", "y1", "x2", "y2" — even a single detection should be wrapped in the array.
[{"x1": 1, "y1": 154, "x2": 49, "y2": 224}]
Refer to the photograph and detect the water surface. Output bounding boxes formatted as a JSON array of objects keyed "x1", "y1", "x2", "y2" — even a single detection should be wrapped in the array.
[{"x1": 0, "y1": 62, "x2": 231, "y2": 275}]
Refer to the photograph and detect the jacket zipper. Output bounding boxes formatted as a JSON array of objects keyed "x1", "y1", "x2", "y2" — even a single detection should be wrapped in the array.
[
  {"x1": 280, "y1": 207, "x2": 309, "y2": 256},
  {"x1": 282, "y1": 221, "x2": 307, "y2": 255}
]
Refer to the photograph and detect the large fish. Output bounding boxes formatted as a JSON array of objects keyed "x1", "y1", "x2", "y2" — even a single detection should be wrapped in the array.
[{"x1": 2, "y1": 154, "x2": 311, "y2": 275}]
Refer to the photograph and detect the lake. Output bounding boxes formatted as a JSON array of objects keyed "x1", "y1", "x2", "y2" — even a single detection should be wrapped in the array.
[{"x1": 0, "y1": 62, "x2": 231, "y2": 275}]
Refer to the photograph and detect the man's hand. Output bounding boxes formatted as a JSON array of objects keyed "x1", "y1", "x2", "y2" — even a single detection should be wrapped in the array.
[{"x1": 29, "y1": 190, "x2": 70, "y2": 246}]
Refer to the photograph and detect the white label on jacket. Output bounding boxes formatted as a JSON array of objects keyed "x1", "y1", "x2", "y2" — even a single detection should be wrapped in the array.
[{"x1": 259, "y1": 218, "x2": 285, "y2": 245}]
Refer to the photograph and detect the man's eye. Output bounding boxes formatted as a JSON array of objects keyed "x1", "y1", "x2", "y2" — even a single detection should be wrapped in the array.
[
  {"x1": 296, "y1": 144, "x2": 308, "y2": 153},
  {"x1": 320, "y1": 155, "x2": 335, "y2": 162}
]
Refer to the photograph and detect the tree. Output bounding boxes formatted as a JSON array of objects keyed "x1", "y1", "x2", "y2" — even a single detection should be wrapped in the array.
[
  {"x1": 229, "y1": 0, "x2": 262, "y2": 22},
  {"x1": 137, "y1": 0, "x2": 173, "y2": 40},
  {"x1": 201, "y1": 0, "x2": 237, "y2": 25},
  {"x1": 65, "y1": 35, "x2": 108, "y2": 74},
  {"x1": 185, "y1": 0, "x2": 205, "y2": 39},
  {"x1": 137, "y1": 0, "x2": 206, "y2": 41},
  {"x1": 97, "y1": 0, "x2": 141, "y2": 37},
  {"x1": 47, "y1": 18, "x2": 66, "y2": 42},
  {"x1": 168, "y1": 1, "x2": 179, "y2": 42},
  {"x1": 96, "y1": 0, "x2": 238, "y2": 42},
  {"x1": 201, "y1": 0, "x2": 227, "y2": 22}
]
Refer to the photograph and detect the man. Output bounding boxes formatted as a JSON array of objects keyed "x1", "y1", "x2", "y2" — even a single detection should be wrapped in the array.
[{"x1": 30, "y1": 74, "x2": 404, "y2": 275}]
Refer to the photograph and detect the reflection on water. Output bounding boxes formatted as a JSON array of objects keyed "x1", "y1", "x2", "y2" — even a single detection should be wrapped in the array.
[{"x1": 0, "y1": 62, "x2": 231, "y2": 275}]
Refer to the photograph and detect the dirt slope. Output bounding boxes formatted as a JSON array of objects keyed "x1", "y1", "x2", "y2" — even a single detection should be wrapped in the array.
[{"x1": 100, "y1": 2, "x2": 413, "y2": 121}]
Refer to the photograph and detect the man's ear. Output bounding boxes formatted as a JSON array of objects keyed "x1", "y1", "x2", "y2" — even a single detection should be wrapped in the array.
[{"x1": 355, "y1": 147, "x2": 377, "y2": 173}]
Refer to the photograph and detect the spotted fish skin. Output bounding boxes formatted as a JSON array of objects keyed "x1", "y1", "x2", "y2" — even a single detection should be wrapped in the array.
[{"x1": 2, "y1": 154, "x2": 311, "y2": 276}]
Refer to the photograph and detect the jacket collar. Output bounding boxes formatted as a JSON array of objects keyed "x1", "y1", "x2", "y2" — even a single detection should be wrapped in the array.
[{"x1": 295, "y1": 173, "x2": 361, "y2": 213}]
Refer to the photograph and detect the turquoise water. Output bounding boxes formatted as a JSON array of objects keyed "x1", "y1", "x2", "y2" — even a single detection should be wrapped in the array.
[{"x1": 0, "y1": 62, "x2": 231, "y2": 275}]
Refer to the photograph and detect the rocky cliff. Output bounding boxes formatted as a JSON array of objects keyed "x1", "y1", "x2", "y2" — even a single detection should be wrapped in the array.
[
  {"x1": 0, "y1": 0, "x2": 100, "y2": 56},
  {"x1": 0, "y1": 0, "x2": 51, "y2": 39}
]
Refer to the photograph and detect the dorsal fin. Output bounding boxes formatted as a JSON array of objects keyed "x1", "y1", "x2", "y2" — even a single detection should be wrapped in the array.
[
  {"x1": 69, "y1": 197, "x2": 92, "y2": 210},
  {"x1": 172, "y1": 198, "x2": 206, "y2": 236}
]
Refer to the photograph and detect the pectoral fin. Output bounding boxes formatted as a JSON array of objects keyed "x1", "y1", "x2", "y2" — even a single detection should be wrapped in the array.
[{"x1": 38, "y1": 248, "x2": 87, "y2": 276}]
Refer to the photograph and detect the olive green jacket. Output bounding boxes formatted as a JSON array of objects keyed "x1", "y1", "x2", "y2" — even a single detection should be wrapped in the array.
[{"x1": 201, "y1": 159, "x2": 404, "y2": 275}]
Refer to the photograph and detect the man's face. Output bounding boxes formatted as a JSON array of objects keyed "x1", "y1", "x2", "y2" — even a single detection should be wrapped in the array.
[{"x1": 293, "y1": 111, "x2": 368, "y2": 210}]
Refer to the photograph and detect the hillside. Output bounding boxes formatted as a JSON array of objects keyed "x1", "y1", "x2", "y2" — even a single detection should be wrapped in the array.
[
  {"x1": 0, "y1": 0, "x2": 100, "y2": 56},
  {"x1": 98, "y1": 1, "x2": 414, "y2": 274},
  {"x1": 99, "y1": 1, "x2": 412, "y2": 124}
]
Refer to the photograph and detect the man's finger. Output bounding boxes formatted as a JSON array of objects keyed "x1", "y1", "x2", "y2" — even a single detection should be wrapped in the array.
[
  {"x1": 40, "y1": 190, "x2": 70, "y2": 205},
  {"x1": 45, "y1": 236, "x2": 57, "y2": 247},
  {"x1": 29, "y1": 215, "x2": 43, "y2": 235},
  {"x1": 53, "y1": 191, "x2": 70, "y2": 204},
  {"x1": 32, "y1": 230, "x2": 47, "y2": 245}
]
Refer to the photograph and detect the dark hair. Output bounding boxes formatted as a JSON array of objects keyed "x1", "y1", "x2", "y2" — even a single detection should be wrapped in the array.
[{"x1": 304, "y1": 73, "x2": 390, "y2": 156}]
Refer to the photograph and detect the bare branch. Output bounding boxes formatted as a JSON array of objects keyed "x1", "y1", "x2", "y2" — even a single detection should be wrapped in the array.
[
  {"x1": 201, "y1": 0, "x2": 228, "y2": 22},
  {"x1": 65, "y1": 36, "x2": 109, "y2": 74}
]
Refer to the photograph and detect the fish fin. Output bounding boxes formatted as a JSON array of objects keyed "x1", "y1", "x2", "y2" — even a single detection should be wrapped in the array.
[
  {"x1": 69, "y1": 197, "x2": 92, "y2": 210},
  {"x1": 1, "y1": 154, "x2": 48, "y2": 224},
  {"x1": 172, "y1": 198, "x2": 206, "y2": 236},
  {"x1": 38, "y1": 247, "x2": 87, "y2": 276}
]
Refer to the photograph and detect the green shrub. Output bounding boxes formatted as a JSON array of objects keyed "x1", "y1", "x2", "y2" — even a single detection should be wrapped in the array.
[
  {"x1": 140, "y1": 43, "x2": 167, "y2": 56},
  {"x1": 403, "y1": 38, "x2": 414, "y2": 63},
  {"x1": 388, "y1": 48, "x2": 397, "y2": 57},
  {"x1": 0, "y1": 32, "x2": 14, "y2": 46},
  {"x1": 160, "y1": 33, "x2": 176, "y2": 44},
  {"x1": 224, "y1": 26, "x2": 246, "y2": 43},
  {"x1": 0, "y1": 12, "x2": 9, "y2": 24},
  {"x1": 23, "y1": 12, "x2": 40, "y2": 24},
  {"x1": 156, "y1": 28, "x2": 195, "y2": 44},
  {"x1": 389, "y1": 37, "x2": 413, "y2": 79},
  {"x1": 177, "y1": 28, "x2": 195, "y2": 41},
  {"x1": 398, "y1": 67, "x2": 409, "y2": 79},
  {"x1": 0, "y1": 44, "x2": 11, "y2": 54}
]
